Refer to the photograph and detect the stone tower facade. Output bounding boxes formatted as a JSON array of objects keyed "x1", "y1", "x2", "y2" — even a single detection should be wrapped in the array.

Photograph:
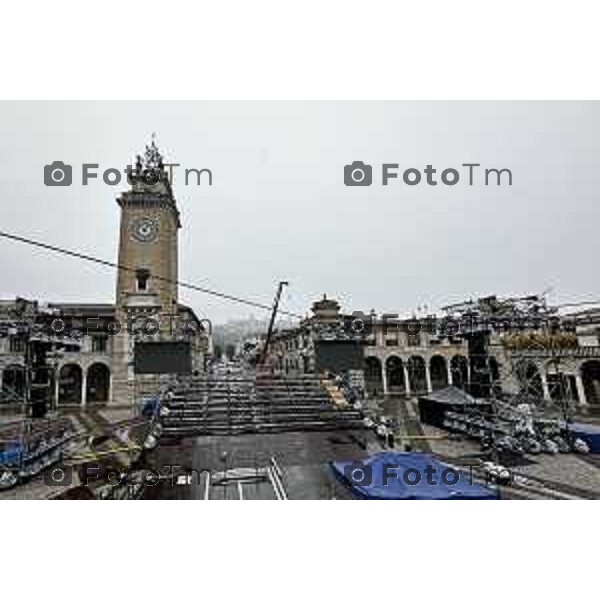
[{"x1": 111, "y1": 139, "x2": 181, "y2": 403}]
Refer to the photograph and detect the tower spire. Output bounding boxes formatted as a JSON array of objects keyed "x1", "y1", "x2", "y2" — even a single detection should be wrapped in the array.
[{"x1": 143, "y1": 133, "x2": 163, "y2": 171}]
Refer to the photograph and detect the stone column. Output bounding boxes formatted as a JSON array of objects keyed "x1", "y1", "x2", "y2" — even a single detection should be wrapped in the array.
[
  {"x1": 541, "y1": 371, "x2": 551, "y2": 401},
  {"x1": 54, "y1": 370, "x2": 60, "y2": 408},
  {"x1": 381, "y1": 363, "x2": 388, "y2": 396},
  {"x1": 446, "y1": 360, "x2": 453, "y2": 386},
  {"x1": 575, "y1": 373, "x2": 587, "y2": 406},
  {"x1": 466, "y1": 360, "x2": 472, "y2": 394},
  {"x1": 404, "y1": 365, "x2": 411, "y2": 398},
  {"x1": 81, "y1": 370, "x2": 87, "y2": 407},
  {"x1": 425, "y1": 364, "x2": 433, "y2": 394}
]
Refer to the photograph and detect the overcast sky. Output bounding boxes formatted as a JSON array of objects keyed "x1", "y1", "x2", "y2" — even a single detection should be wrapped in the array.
[{"x1": 0, "y1": 101, "x2": 598, "y2": 324}]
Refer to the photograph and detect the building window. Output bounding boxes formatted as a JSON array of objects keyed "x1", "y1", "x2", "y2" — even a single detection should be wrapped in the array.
[
  {"x1": 9, "y1": 337, "x2": 26, "y2": 353},
  {"x1": 407, "y1": 334, "x2": 421, "y2": 347},
  {"x1": 136, "y1": 268, "x2": 150, "y2": 292},
  {"x1": 92, "y1": 336, "x2": 108, "y2": 353}
]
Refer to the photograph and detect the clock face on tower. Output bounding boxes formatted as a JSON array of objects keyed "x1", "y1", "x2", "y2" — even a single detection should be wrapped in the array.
[{"x1": 130, "y1": 217, "x2": 158, "y2": 242}]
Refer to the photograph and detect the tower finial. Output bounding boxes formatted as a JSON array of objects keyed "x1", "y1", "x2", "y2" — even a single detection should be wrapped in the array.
[{"x1": 143, "y1": 133, "x2": 163, "y2": 170}]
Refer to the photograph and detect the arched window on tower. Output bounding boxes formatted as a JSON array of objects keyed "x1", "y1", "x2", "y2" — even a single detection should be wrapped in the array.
[{"x1": 136, "y1": 268, "x2": 150, "y2": 292}]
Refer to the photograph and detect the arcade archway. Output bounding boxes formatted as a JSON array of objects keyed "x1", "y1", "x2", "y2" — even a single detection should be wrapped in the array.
[
  {"x1": 365, "y1": 356, "x2": 383, "y2": 396},
  {"x1": 86, "y1": 363, "x2": 110, "y2": 404},
  {"x1": 581, "y1": 360, "x2": 600, "y2": 405},
  {"x1": 407, "y1": 356, "x2": 427, "y2": 394},
  {"x1": 385, "y1": 356, "x2": 405, "y2": 393},
  {"x1": 58, "y1": 364, "x2": 83, "y2": 405},
  {"x1": 430, "y1": 355, "x2": 448, "y2": 391},
  {"x1": 450, "y1": 355, "x2": 469, "y2": 391}
]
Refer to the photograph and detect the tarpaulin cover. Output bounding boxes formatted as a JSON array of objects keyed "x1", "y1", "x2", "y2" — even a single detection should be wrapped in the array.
[
  {"x1": 570, "y1": 422, "x2": 600, "y2": 453},
  {"x1": 331, "y1": 452, "x2": 499, "y2": 500},
  {"x1": 141, "y1": 396, "x2": 161, "y2": 417}
]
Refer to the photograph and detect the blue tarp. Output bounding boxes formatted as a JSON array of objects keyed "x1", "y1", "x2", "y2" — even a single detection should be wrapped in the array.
[
  {"x1": 0, "y1": 442, "x2": 23, "y2": 466},
  {"x1": 570, "y1": 422, "x2": 600, "y2": 453},
  {"x1": 141, "y1": 396, "x2": 161, "y2": 417},
  {"x1": 332, "y1": 452, "x2": 499, "y2": 500}
]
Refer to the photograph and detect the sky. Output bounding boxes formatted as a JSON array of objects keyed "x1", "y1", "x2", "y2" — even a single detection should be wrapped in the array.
[{"x1": 0, "y1": 101, "x2": 598, "y2": 324}]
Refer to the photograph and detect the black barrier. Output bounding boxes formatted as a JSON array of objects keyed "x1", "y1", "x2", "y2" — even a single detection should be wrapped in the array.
[
  {"x1": 314, "y1": 340, "x2": 364, "y2": 373},
  {"x1": 133, "y1": 341, "x2": 192, "y2": 374}
]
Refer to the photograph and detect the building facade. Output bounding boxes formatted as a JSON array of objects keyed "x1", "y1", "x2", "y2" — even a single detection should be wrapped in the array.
[
  {"x1": 0, "y1": 141, "x2": 209, "y2": 407},
  {"x1": 265, "y1": 295, "x2": 600, "y2": 407}
]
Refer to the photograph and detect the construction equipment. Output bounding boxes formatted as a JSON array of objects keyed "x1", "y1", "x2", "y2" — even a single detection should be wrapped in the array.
[{"x1": 260, "y1": 281, "x2": 288, "y2": 365}]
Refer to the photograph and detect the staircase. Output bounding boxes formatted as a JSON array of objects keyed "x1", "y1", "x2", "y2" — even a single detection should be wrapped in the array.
[{"x1": 160, "y1": 372, "x2": 365, "y2": 436}]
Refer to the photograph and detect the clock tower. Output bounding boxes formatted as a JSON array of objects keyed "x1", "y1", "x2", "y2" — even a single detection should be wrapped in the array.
[{"x1": 112, "y1": 138, "x2": 181, "y2": 402}]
